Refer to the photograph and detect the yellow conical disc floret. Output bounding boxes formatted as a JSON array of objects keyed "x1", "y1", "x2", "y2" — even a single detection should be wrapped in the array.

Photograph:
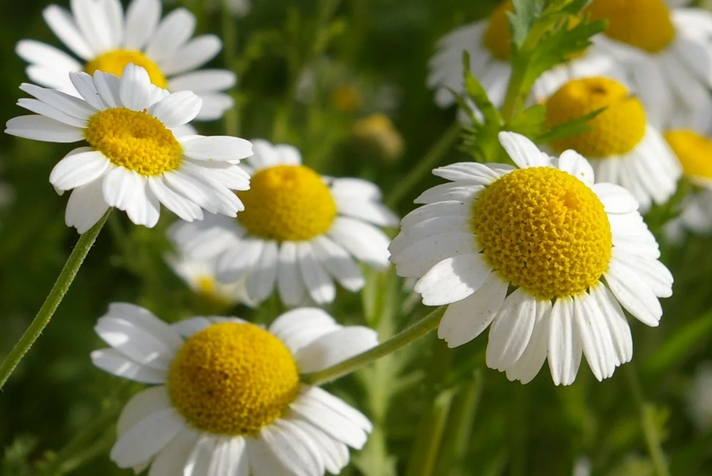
[
  {"x1": 482, "y1": 0, "x2": 514, "y2": 60},
  {"x1": 85, "y1": 108, "x2": 183, "y2": 176},
  {"x1": 545, "y1": 77, "x2": 647, "y2": 158},
  {"x1": 85, "y1": 50, "x2": 168, "y2": 88},
  {"x1": 473, "y1": 167, "x2": 612, "y2": 299},
  {"x1": 238, "y1": 165, "x2": 338, "y2": 242},
  {"x1": 665, "y1": 130, "x2": 712, "y2": 183},
  {"x1": 169, "y1": 322, "x2": 300, "y2": 436},
  {"x1": 587, "y1": 0, "x2": 675, "y2": 53}
]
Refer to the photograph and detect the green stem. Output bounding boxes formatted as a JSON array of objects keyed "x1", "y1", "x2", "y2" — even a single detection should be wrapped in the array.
[
  {"x1": 386, "y1": 124, "x2": 460, "y2": 208},
  {"x1": 406, "y1": 389, "x2": 455, "y2": 476},
  {"x1": 0, "y1": 210, "x2": 110, "y2": 390},
  {"x1": 301, "y1": 306, "x2": 445, "y2": 386},
  {"x1": 625, "y1": 365, "x2": 671, "y2": 476}
]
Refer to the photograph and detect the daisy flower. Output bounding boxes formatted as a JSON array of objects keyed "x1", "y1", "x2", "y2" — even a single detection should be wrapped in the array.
[
  {"x1": 91, "y1": 303, "x2": 377, "y2": 476},
  {"x1": 663, "y1": 129, "x2": 712, "y2": 240},
  {"x1": 389, "y1": 132, "x2": 673, "y2": 385},
  {"x1": 545, "y1": 77, "x2": 681, "y2": 212},
  {"x1": 16, "y1": 0, "x2": 236, "y2": 121},
  {"x1": 5, "y1": 64, "x2": 252, "y2": 233},
  {"x1": 166, "y1": 252, "x2": 252, "y2": 308},
  {"x1": 427, "y1": 0, "x2": 621, "y2": 109},
  {"x1": 586, "y1": 0, "x2": 712, "y2": 130},
  {"x1": 169, "y1": 139, "x2": 398, "y2": 306}
]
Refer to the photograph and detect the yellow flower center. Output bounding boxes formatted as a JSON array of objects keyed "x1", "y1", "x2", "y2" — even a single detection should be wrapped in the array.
[
  {"x1": 85, "y1": 49, "x2": 168, "y2": 88},
  {"x1": 665, "y1": 130, "x2": 712, "y2": 182},
  {"x1": 332, "y1": 85, "x2": 361, "y2": 112},
  {"x1": 545, "y1": 77, "x2": 647, "y2": 158},
  {"x1": 586, "y1": 0, "x2": 675, "y2": 53},
  {"x1": 238, "y1": 165, "x2": 338, "y2": 242},
  {"x1": 197, "y1": 276, "x2": 216, "y2": 295},
  {"x1": 85, "y1": 108, "x2": 182, "y2": 176},
  {"x1": 168, "y1": 322, "x2": 300, "y2": 436},
  {"x1": 482, "y1": 0, "x2": 513, "y2": 61},
  {"x1": 473, "y1": 167, "x2": 612, "y2": 299}
]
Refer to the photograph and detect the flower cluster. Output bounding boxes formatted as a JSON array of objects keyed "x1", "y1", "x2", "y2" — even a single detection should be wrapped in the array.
[{"x1": 8, "y1": 0, "x2": 712, "y2": 474}]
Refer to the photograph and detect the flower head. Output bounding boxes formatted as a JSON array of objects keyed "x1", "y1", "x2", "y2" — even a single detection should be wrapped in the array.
[
  {"x1": 169, "y1": 139, "x2": 398, "y2": 306},
  {"x1": 16, "y1": 0, "x2": 236, "y2": 120},
  {"x1": 545, "y1": 77, "x2": 681, "y2": 211},
  {"x1": 5, "y1": 64, "x2": 252, "y2": 233},
  {"x1": 92, "y1": 303, "x2": 377, "y2": 475},
  {"x1": 390, "y1": 132, "x2": 673, "y2": 385}
]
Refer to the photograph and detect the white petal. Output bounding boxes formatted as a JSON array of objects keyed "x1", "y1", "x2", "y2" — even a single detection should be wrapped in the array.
[
  {"x1": 574, "y1": 293, "x2": 616, "y2": 381},
  {"x1": 604, "y1": 261, "x2": 663, "y2": 327},
  {"x1": 297, "y1": 242, "x2": 336, "y2": 304},
  {"x1": 65, "y1": 178, "x2": 111, "y2": 233},
  {"x1": 592, "y1": 183, "x2": 639, "y2": 214},
  {"x1": 180, "y1": 136, "x2": 253, "y2": 161},
  {"x1": 432, "y1": 162, "x2": 508, "y2": 185},
  {"x1": 163, "y1": 169, "x2": 222, "y2": 215},
  {"x1": 415, "y1": 253, "x2": 491, "y2": 306},
  {"x1": 148, "y1": 177, "x2": 203, "y2": 222},
  {"x1": 401, "y1": 200, "x2": 469, "y2": 228},
  {"x1": 159, "y1": 35, "x2": 222, "y2": 76},
  {"x1": 111, "y1": 408, "x2": 184, "y2": 468},
  {"x1": 289, "y1": 397, "x2": 368, "y2": 449},
  {"x1": 145, "y1": 8, "x2": 195, "y2": 61},
  {"x1": 16, "y1": 39, "x2": 82, "y2": 72},
  {"x1": 334, "y1": 195, "x2": 398, "y2": 227},
  {"x1": 438, "y1": 271, "x2": 508, "y2": 348},
  {"x1": 554, "y1": 150, "x2": 595, "y2": 185},
  {"x1": 288, "y1": 421, "x2": 348, "y2": 475},
  {"x1": 119, "y1": 64, "x2": 153, "y2": 111},
  {"x1": 498, "y1": 131, "x2": 549, "y2": 168},
  {"x1": 42, "y1": 5, "x2": 93, "y2": 59},
  {"x1": 299, "y1": 386, "x2": 373, "y2": 432},
  {"x1": 50, "y1": 150, "x2": 109, "y2": 191},
  {"x1": 329, "y1": 217, "x2": 391, "y2": 269},
  {"x1": 124, "y1": 0, "x2": 161, "y2": 50},
  {"x1": 327, "y1": 177, "x2": 380, "y2": 200},
  {"x1": 69, "y1": 72, "x2": 109, "y2": 110},
  {"x1": 505, "y1": 300, "x2": 552, "y2": 384},
  {"x1": 70, "y1": 0, "x2": 115, "y2": 53},
  {"x1": 194, "y1": 93, "x2": 234, "y2": 121},
  {"x1": 589, "y1": 282, "x2": 633, "y2": 365},
  {"x1": 5, "y1": 115, "x2": 83, "y2": 143},
  {"x1": 93, "y1": 71, "x2": 122, "y2": 108},
  {"x1": 149, "y1": 91, "x2": 202, "y2": 128},
  {"x1": 389, "y1": 216, "x2": 470, "y2": 255},
  {"x1": 548, "y1": 297, "x2": 582, "y2": 386},
  {"x1": 268, "y1": 308, "x2": 340, "y2": 355},
  {"x1": 277, "y1": 241, "x2": 307, "y2": 306},
  {"x1": 169, "y1": 69, "x2": 236, "y2": 93},
  {"x1": 17, "y1": 98, "x2": 86, "y2": 128},
  {"x1": 91, "y1": 348, "x2": 166, "y2": 383},
  {"x1": 246, "y1": 240, "x2": 279, "y2": 303},
  {"x1": 414, "y1": 183, "x2": 481, "y2": 205},
  {"x1": 116, "y1": 386, "x2": 171, "y2": 436},
  {"x1": 259, "y1": 419, "x2": 324, "y2": 476},
  {"x1": 148, "y1": 428, "x2": 199, "y2": 476},
  {"x1": 295, "y1": 327, "x2": 378, "y2": 374},
  {"x1": 20, "y1": 83, "x2": 96, "y2": 119},
  {"x1": 310, "y1": 236, "x2": 365, "y2": 292},
  {"x1": 486, "y1": 289, "x2": 538, "y2": 371},
  {"x1": 216, "y1": 238, "x2": 263, "y2": 282},
  {"x1": 245, "y1": 438, "x2": 291, "y2": 476}
]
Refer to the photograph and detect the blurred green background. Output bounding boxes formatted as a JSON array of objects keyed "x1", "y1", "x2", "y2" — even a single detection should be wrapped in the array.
[{"x1": 2, "y1": 0, "x2": 712, "y2": 475}]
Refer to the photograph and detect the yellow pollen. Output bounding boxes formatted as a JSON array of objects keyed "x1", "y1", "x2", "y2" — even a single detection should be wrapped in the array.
[
  {"x1": 473, "y1": 167, "x2": 612, "y2": 299},
  {"x1": 665, "y1": 130, "x2": 712, "y2": 182},
  {"x1": 332, "y1": 85, "x2": 362, "y2": 112},
  {"x1": 482, "y1": 0, "x2": 514, "y2": 61},
  {"x1": 169, "y1": 322, "x2": 300, "y2": 436},
  {"x1": 586, "y1": 0, "x2": 675, "y2": 53},
  {"x1": 85, "y1": 49, "x2": 168, "y2": 88},
  {"x1": 197, "y1": 276, "x2": 216, "y2": 295},
  {"x1": 238, "y1": 165, "x2": 337, "y2": 242},
  {"x1": 85, "y1": 108, "x2": 182, "y2": 176},
  {"x1": 545, "y1": 77, "x2": 647, "y2": 158}
]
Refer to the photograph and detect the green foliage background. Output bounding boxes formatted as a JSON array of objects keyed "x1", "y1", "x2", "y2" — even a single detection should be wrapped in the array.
[{"x1": 1, "y1": 0, "x2": 712, "y2": 475}]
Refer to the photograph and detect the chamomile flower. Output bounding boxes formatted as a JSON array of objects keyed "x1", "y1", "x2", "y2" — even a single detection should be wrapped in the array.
[
  {"x1": 5, "y1": 64, "x2": 252, "y2": 233},
  {"x1": 390, "y1": 132, "x2": 673, "y2": 385},
  {"x1": 166, "y1": 252, "x2": 252, "y2": 307},
  {"x1": 427, "y1": 0, "x2": 620, "y2": 109},
  {"x1": 91, "y1": 303, "x2": 376, "y2": 476},
  {"x1": 586, "y1": 0, "x2": 712, "y2": 130},
  {"x1": 663, "y1": 129, "x2": 712, "y2": 240},
  {"x1": 16, "y1": 0, "x2": 236, "y2": 121},
  {"x1": 545, "y1": 77, "x2": 681, "y2": 212},
  {"x1": 170, "y1": 139, "x2": 398, "y2": 306}
]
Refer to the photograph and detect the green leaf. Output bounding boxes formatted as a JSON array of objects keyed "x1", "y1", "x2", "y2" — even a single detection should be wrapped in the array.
[
  {"x1": 509, "y1": 0, "x2": 546, "y2": 48},
  {"x1": 534, "y1": 106, "x2": 604, "y2": 143}
]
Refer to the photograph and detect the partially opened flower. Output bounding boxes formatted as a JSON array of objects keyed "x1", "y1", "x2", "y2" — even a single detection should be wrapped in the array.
[
  {"x1": 427, "y1": 0, "x2": 621, "y2": 109},
  {"x1": 663, "y1": 129, "x2": 712, "y2": 240},
  {"x1": 170, "y1": 139, "x2": 398, "y2": 306},
  {"x1": 545, "y1": 77, "x2": 681, "y2": 212},
  {"x1": 390, "y1": 132, "x2": 673, "y2": 385},
  {"x1": 17, "y1": 0, "x2": 235, "y2": 120},
  {"x1": 92, "y1": 303, "x2": 377, "y2": 476},
  {"x1": 5, "y1": 64, "x2": 252, "y2": 233},
  {"x1": 586, "y1": 0, "x2": 712, "y2": 130}
]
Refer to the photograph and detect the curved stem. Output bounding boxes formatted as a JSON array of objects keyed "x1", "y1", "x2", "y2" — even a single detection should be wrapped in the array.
[
  {"x1": 301, "y1": 306, "x2": 445, "y2": 386},
  {"x1": 0, "y1": 210, "x2": 111, "y2": 390},
  {"x1": 386, "y1": 124, "x2": 460, "y2": 208}
]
